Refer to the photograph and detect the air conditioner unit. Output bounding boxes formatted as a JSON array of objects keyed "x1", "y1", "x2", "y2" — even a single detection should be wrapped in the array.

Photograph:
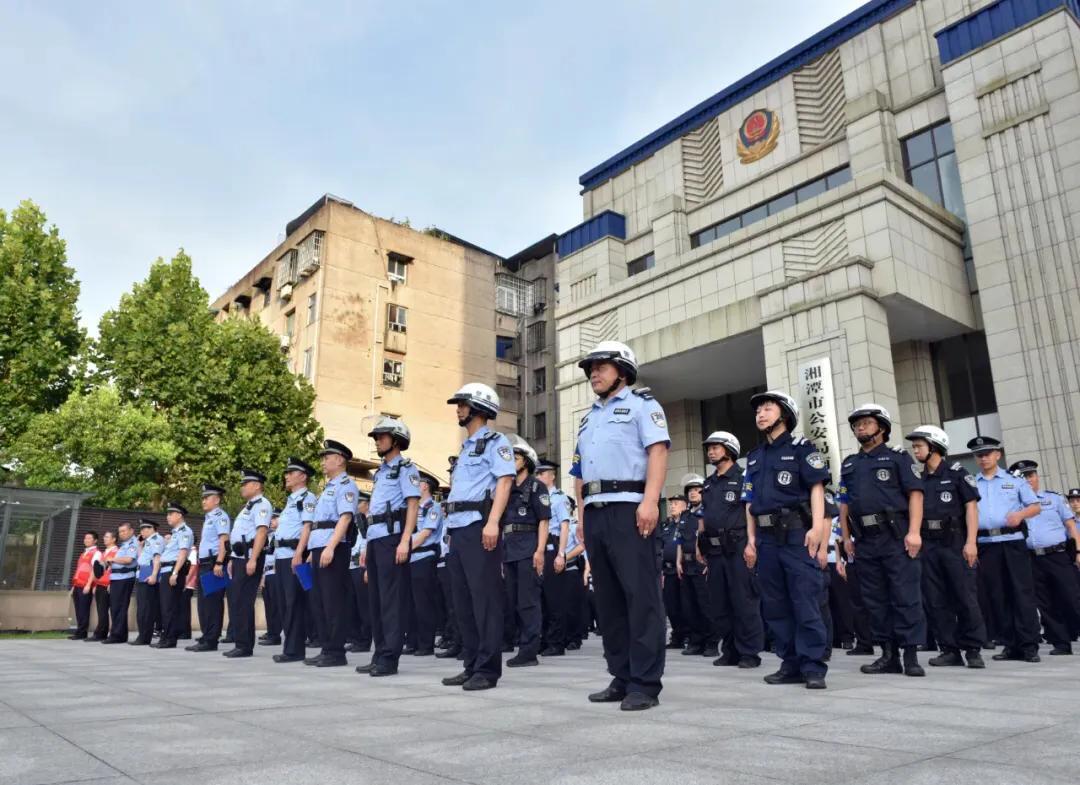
[
  {"x1": 280, "y1": 283, "x2": 293, "y2": 301},
  {"x1": 279, "y1": 334, "x2": 291, "y2": 351}
]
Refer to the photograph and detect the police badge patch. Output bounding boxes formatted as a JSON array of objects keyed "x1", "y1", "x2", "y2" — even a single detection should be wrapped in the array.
[
  {"x1": 651, "y1": 411, "x2": 666, "y2": 427},
  {"x1": 409, "y1": 474, "x2": 420, "y2": 487},
  {"x1": 940, "y1": 491, "x2": 953, "y2": 503},
  {"x1": 778, "y1": 471, "x2": 793, "y2": 486},
  {"x1": 429, "y1": 509, "x2": 438, "y2": 521},
  {"x1": 876, "y1": 469, "x2": 891, "y2": 482},
  {"x1": 806, "y1": 452, "x2": 826, "y2": 470},
  {"x1": 498, "y1": 446, "x2": 512, "y2": 461},
  {"x1": 911, "y1": 464, "x2": 923, "y2": 479},
  {"x1": 345, "y1": 492, "x2": 355, "y2": 502},
  {"x1": 518, "y1": 507, "x2": 527, "y2": 517},
  {"x1": 539, "y1": 494, "x2": 550, "y2": 506},
  {"x1": 964, "y1": 475, "x2": 977, "y2": 488},
  {"x1": 725, "y1": 491, "x2": 736, "y2": 502}
]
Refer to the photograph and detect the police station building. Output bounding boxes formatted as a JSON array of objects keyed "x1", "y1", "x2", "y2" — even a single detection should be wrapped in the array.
[{"x1": 554, "y1": 0, "x2": 1080, "y2": 492}]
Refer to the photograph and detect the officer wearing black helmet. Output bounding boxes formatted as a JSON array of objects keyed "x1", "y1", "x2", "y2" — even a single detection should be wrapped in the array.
[
  {"x1": 742, "y1": 390, "x2": 830, "y2": 689},
  {"x1": 571, "y1": 340, "x2": 670, "y2": 711},
  {"x1": 700, "y1": 431, "x2": 763, "y2": 668},
  {"x1": 838, "y1": 403, "x2": 926, "y2": 677},
  {"x1": 905, "y1": 426, "x2": 986, "y2": 669},
  {"x1": 676, "y1": 473, "x2": 713, "y2": 657},
  {"x1": 659, "y1": 496, "x2": 686, "y2": 650}
]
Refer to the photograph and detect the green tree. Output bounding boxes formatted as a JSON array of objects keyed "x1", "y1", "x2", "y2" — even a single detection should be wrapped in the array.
[
  {"x1": 0, "y1": 200, "x2": 85, "y2": 443},
  {"x1": 94, "y1": 252, "x2": 323, "y2": 507},
  {"x1": 5, "y1": 386, "x2": 178, "y2": 508}
]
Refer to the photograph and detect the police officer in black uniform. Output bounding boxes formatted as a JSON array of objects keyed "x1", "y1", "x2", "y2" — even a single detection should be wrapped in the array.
[
  {"x1": 743, "y1": 390, "x2": 830, "y2": 690},
  {"x1": 676, "y1": 474, "x2": 712, "y2": 656},
  {"x1": 906, "y1": 425, "x2": 986, "y2": 668},
  {"x1": 700, "y1": 431, "x2": 763, "y2": 668},
  {"x1": 838, "y1": 403, "x2": 926, "y2": 677},
  {"x1": 658, "y1": 498, "x2": 686, "y2": 649}
]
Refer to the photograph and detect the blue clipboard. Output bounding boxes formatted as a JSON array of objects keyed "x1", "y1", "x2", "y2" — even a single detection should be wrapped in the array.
[
  {"x1": 200, "y1": 570, "x2": 231, "y2": 597},
  {"x1": 137, "y1": 564, "x2": 153, "y2": 582},
  {"x1": 294, "y1": 562, "x2": 313, "y2": 591}
]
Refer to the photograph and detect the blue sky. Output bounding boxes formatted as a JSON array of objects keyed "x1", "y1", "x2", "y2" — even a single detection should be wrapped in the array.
[{"x1": 0, "y1": 0, "x2": 864, "y2": 330}]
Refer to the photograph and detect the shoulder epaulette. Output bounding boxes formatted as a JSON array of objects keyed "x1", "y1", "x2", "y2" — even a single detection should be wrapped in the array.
[
  {"x1": 792, "y1": 436, "x2": 806, "y2": 446},
  {"x1": 891, "y1": 445, "x2": 906, "y2": 453},
  {"x1": 951, "y1": 462, "x2": 965, "y2": 472},
  {"x1": 632, "y1": 387, "x2": 654, "y2": 400},
  {"x1": 400, "y1": 458, "x2": 413, "y2": 467}
]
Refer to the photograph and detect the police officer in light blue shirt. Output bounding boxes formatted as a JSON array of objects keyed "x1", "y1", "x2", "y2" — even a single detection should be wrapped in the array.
[
  {"x1": 571, "y1": 341, "x2": 670, "y2": 711},
  {"x1": 442, "y1": 383, "x2": 516, "y2": 692},
  {"x1": 969, "y1": 436, "x2": 1042, "y2": 661},
  {"x1": 224, "y1": 469, "x2": 272, "y2": 658},
  {"x1": 406, "y1": 474, "x2": 443, "y2": 656},
  {"x1": 273, "y1": 458, "x2": 316, "y2": 663},
  {"x1": 104, "y1": 521, "x2": 139, "y2": 644},
  {"x1": 300, "y1": 440, "x2": 359, "y2": 667},
  {"x1": 188, "y1": 483, "x2": 231, "y2": 652},
  {"x1": 133, "y1": 519, "x2": 163, "y2": 645},
  {"x1": 154, "y1": 501, "x2": 193, "y2": 649},
  {"x1": 1008, "y1": 460, "x2": 1080, "y2": 655},
  {"x1": 355, "y1": 418, "x2": 420, "y2": 677},
  {"x1": 537, "y1": 461, "x2": 571, "y2": 657}
]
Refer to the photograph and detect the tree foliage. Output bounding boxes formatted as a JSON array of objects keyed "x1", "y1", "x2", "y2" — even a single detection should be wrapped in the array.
[
  {"x1": 0, "y1": 200, "x2": 84, "y2": 444},
  {"x1": 6, "y1": 387, "x2": 178, "y2": 508}
]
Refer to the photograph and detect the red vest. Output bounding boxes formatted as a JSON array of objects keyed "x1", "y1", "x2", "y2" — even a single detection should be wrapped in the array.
[
  {"x1": 72, "y1": 547, "x2": 98, "y2": 588},
  {"x1": 98, "y1": 545, "x2": 119, "y2": 587}
]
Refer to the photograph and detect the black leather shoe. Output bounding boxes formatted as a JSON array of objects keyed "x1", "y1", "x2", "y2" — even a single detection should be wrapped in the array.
[
  {"x1": 413, "y1": 649, "x2": 434, "y2": 657},
  {"x1": 540, "y1": 647, "x2": 565, "y2": 657},
  {"x1": 435, "y1": 647, "x2": 462, "y2": 659},
  {"x1": 222, "y1": 648, "x2": 251, "y2": 658},
  {"x1": 68, "y1": 633, "x2": 87, "y2": 640},
  {"x1": 304, "y1": 656, "x2": 325, "y2": 666},
  {"x1": 151, "y1": 640, "x2": 176, "y2": 649},
  {"x1": 1023, "y1": 652, "x2": 1042, "y2": 663},
  {"x1": 588, "y1": 686, "x2": 626, "y2": 703},
  {"x1": 1049, "y1": 645, "x2": 1073, "y2": 655},
  {"x1": 257, "y1": 637, "x2": 282, "y2": 646},
  {"x1": 355, "y1": 662, "x2": 377, "y2": 674},
  {"x1": 84, "y1": 636, "x2": 106, "y2": 643},
  {"x1": 681, "y1": 645, "x2": 704, "y2": 656},
  {"x1": 128, "y1": 640, "x2": 150, "y2": 646},
  {"x1": 992, "y1": 648, "x2": 1021, "y2": 661},
  {"x1": 566, "y1": 641, "x2": 581, "y2": 651},
  {"x1": 462, "y1": 675, "x2": 496, "y2": 691},
  {"x1": 346, "y1": 643, "x2": 372, "y2": 653},
  {"x1": 665, "y1": 640, "x2": 685, "y2": 650},
  {"x1": 763, "y1": 670, "x2": 804, "y2": 685},
  {"x1": 929, "y1": 651, "x2": 964, "y2": 667},
  {"x1": 185, "y1": 641, "x2": 217, "y2": 652},
  {"x1": 506, "y1": 655, "x2": 539, "y2": 668},
  {"x1": 102, "y1": 638, "x2": 125, "y2": 644},
  {"x1": 369, "y1": 665, "x2": 398, "y2": 676},
  {"x1": 861, "y1": 644, "x2": 901, "y2": 674},
  {"x1": 273, "y1": 654, "x2": 304, "y2": 663},
  {"x1": 702, "y1": 646, "x2": 719, "y2": 657},
  {"x1": 442, "y1": 671, "x2": 471, "y2": 686},
  {"x1": 737, "y1": 656, "x2": 761, "y2": 669},
  {"x1": 316, "y1": 656, "x2": 347, "y2": 667},
  {"x1": 846, "y1": 644, "x2": 874, "y2": 656},
  {"x1": 804, "y1": 674, "x2": 827, "y2": 690},
  {"x1": 965, "y1": 650, "x2": 986, "y2": 669},
  {"x1": 620, "y1": 692, "x2": 658, "y2": 711}
]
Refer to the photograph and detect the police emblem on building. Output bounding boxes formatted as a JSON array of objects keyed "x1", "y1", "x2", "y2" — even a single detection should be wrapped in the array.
[{"x1": 736, "y1": 108, "x2": 780, "y2": 163}]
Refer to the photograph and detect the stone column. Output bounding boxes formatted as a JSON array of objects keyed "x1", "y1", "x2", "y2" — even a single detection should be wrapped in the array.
[{"x1": 892, "y1": 340, "x2": 940, "y2": 435}]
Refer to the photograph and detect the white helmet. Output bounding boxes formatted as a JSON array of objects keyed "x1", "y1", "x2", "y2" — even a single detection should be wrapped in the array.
[
  {"x1": 681, "y1": 473, "x2": 705, "y2": 492},
  {"x1": 750, "y1": 390, "x2": 799, "y2": 430},
  {"x1": 848, "y1": 402, "x2": 892, "y2": 439},
  {"x1": 367, "y1": 416, "x2": 411, "y2": 450},
  {"x1": 447, "y1": 382, "x2": 500, "y2": 419},
  {"x1": 506, "y1": 433, "x2": 538, "y2": 471},
  {"x1": 578, "y1": 340, "x2": 638, "y2": 384},
  {"x1": 702, "y1": 431, "x2": 741, "y2": 460},
  {"x1": 905, "y1": 424, "x2": 949, "y2": 455}
]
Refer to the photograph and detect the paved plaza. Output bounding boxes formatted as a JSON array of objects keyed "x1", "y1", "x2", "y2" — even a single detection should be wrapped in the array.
[{"x1": 1, "y1": 639, "x2": 1078, "y2": 785}]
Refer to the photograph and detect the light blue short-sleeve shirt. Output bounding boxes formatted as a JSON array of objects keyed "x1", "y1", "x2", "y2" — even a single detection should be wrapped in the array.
[
  {"x1": 446, "y1": 427, "x2": 516, "y2": 529},
  {"x1": 976, "y1": 468, "x2": 1038, "y2": 543}
]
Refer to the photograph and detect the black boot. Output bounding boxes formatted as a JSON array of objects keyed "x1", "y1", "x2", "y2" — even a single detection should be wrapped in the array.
[
  {"x1": 860, "y1": 642, "x2": 901, "y2": 674},
  {"x1": 902, "y1": 646, "x2": 925, "y2": 677},
  {"x1": 928, "y1": 649, "x2": 964, "y2": 667}
]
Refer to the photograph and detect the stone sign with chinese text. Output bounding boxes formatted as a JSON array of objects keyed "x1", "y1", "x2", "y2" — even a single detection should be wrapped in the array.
[{"x1": 795, "y1": 357, "x2": 841, "y2": 483}]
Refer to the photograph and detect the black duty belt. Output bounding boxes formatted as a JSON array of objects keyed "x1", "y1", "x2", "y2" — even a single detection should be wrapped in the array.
[
  {"x1": 755, "y1": 509, "x2": 806, "y2": 531},
  {"x1": 160, "y1": 560, "x2": 176, "y2": 568},
  {"x1": 198, "y1": 556, "x2": 227, "y2": 567},
  {"x1": 445, "y1": 500, "x2": 487, "y2": 514},
  {"x1": 979, "y1": 527, "x2": 1024, "y2": 538},
  {"x1": 582, "y1": 479, "x2": 645, "y2": 497},
  {"x1": 370, "y1": 509, "x2": 406, "y2": 525},
  {"x1": 412, "y1": 543, "x2": 440, "y2": 558},
  {"x1": 680, "y1": 552, "x2": 697, "y2": 563},
  {"x1": 276, "y1": 538, "x2": 300, "y2": 549},
  {"x1": 662, "y1": 560, "x2": 676, "y2": 573},
  {"x1": 1032, "y1": 543, "x2": 1067, "y2": 556},
  {"x1": 313, "y1": 521, "x2": 338, "y2": 531},
  {"x1": 504, "y1": 523, "x2": 539, "y2": 535},
  {"x1": 111, "y1": 565, "x2": 137, "y2": 576},
  {"x1": 230, "y1": 542, "x2": 252, "y2": 556},
  {"x1": 923, "y1": 518, "x2": 957, "y2": 532}
]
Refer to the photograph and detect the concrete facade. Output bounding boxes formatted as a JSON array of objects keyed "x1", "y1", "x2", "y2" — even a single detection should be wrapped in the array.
[
  {"x1": 555, "y1": 0, "x2": 1080, "y2": 494},
  {"x1": 213, "y1": 196, "x2": 506, "y2": 484}
]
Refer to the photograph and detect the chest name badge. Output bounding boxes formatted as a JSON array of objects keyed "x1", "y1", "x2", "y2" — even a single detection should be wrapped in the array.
[
  {"x1": 777, "y1": 470, "x2": 793, "y2": 486},
  {"x1": 614, "y1": 408, "x2": 630, "y2": 415}
]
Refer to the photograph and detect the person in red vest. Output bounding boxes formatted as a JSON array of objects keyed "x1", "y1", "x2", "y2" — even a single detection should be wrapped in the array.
[
  {"x1": 86, "y1": 530, "x2": 119, "y2": 641},
  {"x1": 70, "y1": 531, "x2": 101, "y2": 639}
]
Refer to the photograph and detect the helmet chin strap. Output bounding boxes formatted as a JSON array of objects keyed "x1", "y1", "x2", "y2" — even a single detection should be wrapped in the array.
[{"x1": 598, "y1": 375, "x2": 623, "y2": 400}]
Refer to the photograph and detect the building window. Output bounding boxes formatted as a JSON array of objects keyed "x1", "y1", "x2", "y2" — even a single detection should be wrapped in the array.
[
  {"x1": 388, "y1": 252, "x2": 411, "y2": 284},
  {"x1": 690, "y1": 166, "x2": 852, "y2": 249},
  {"x1": 531, "y1": 277, "x2": 548, "y2": 311},
  {"x1": 275, "y1": 249, "x2": 298, "y2": 291},
  {"x1": 306, "y1": 293, "x2": 317, "y2": 325},
  {"x1": 383, "y1": 359, "x2": 404, "y2": 388},
  {"x1": 285, "y1": 309, "x2": 296, "y2": 338},
  {"x1": 533, "y1": 367, "x2": 546, "y2": 393},
  {"x1": 628, "y1": 252, "x2": 656, "y2": 276},
  {"x1": 297, "y1": 231, "x2": 323, "y2": 276},
  {"x1": 496, "y1": 335, "x2": 515, "y2": 359},
  {"x1": 387, "y1": 304, "x2": 407, "y2": 333},
  {"x1": 931, "y1": 332, "x2": 997, "y2": 421},
  {"x1": 533, "y1": 412, "x2": 547, "y2": 440},
  {"x1": 302, "y1": 347, "x2": 313, "y2": 379},
  {"x1": 496, "y1": 272, "x2": 531, "y2": 316},
  {"x1": 527, "y1": 322, "x2": 546, "y2": 353}
]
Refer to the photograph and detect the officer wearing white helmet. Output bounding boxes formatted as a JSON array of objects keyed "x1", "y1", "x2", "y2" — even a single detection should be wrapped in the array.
[
  {"x1": 905, "y1": 425, "x2": 986, "y2": 668},
  {"x1": 838, "y1": 403, "x2": 927, "y2": 678},
  {"x1": 742, "y1": 390, "x2": 830, "y2": 689},
  {"x1": 500, "y1": 435, "x2": 552, "y2": 668},
  {"x1": 570, "y1": 340, "x2": 670, "y2": 711},
  {"x1": 700, "y1": 431, "x2": 763, "y2": 668},
  {"x1": 354, "y1": 417, "x2": 420, "y2": 677},
  {"x1": 441, "y1": 383, "x2": 516, "y2": 691},
  {"x1": 675, "y1": 472, "x2": 716, "y2": 657}
]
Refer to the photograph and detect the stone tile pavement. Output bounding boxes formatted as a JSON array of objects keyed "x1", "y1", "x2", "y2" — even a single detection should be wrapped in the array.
[{"x1": 1, "y1": 639, "x2": 1078, "y2": 785}]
